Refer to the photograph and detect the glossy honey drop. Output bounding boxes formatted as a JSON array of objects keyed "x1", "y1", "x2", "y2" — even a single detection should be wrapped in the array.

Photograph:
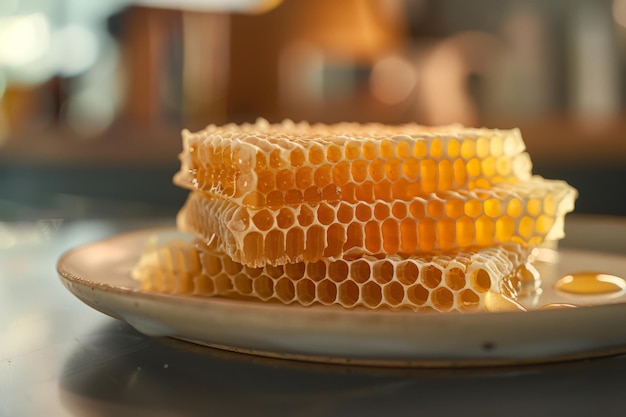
[
  {"x1": 484, "y1": 291, "x2": 527, "y2": 312},
  {"x1": 555, "y1": 272, "x2": 626, "y2": 295}
]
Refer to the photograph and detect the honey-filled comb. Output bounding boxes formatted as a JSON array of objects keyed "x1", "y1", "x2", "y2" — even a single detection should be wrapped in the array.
[
  {"x1": 132, "y1": 240, "x2": 538, "y2": 313},
  {"x1": 175, "y1": 119, "x2": 532, "y2": 208}
]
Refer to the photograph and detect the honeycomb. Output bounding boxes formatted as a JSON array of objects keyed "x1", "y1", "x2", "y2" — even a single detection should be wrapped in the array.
[
  {"x1": 132, "y1": 239, "x2": 538, "y2": 313},
  {"x1": 174, "y1": 118, "x2": 532, "y2": 208},
  {"x1": 177, "y1": 176, "x2": 577, "y2": 267}
]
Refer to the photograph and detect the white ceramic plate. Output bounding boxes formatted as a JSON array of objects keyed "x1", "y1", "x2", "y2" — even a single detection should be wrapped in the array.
[{"x1": 57, "y1": 228, "x2": 626, "y2": 367}]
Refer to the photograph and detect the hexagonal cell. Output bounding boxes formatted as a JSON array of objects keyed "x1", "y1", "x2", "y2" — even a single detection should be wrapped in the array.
[
  {"x1": 383, "y1": 281, "x2": 404, "y2": 306},
  {"x1": 328, "y1": 260, "x2": 349, "y2": 283},
  {"x1": 253, "y1": 274, "x2": 274, "y2": 300},
  {"x1": 362, "y1": 140, "x2": 379, "y2": 160},
  {"x1": 355, "y1": 203, "x2": 372, "y2": 222},
  {"x1": 407, "y1": 284, "x2": 429, "y2": 306},
  {"x1": 471, "y1": 269, "x2": 492, "y2": 293},
  {"x1": 275, "y1": 277, "x2": 296, "y2": 303},
  {"x1": 275, "y1": 169, "x2": 295, "y2": 191},
  {"x1": 296, "y1": 279, "x2": 316, "y2": 306},
  {"x1": 464, "y1": 199, "x2": 483, "y2": 217},
  {"x1": 317, "y1": 279, "x2": 338, "y2": 305},
  {"x1": 458, "y1": 288, "x2": 480, "y2": 310},
  {"x1": 350, "y1": 259, "x2": 371, "y2": 284},
  {"x1": 308, "y1": 144, "x2": 325, "y2": 164},
  {"x1": 289, "y1": 147, "x2": 306, "y2": 166},
  {"x1": 338, "y1": 280, "x2": 360, "y2": 307},
  {"x1": 422, "y1": 265, "x2": 442, "y2": 289},
  {"x1": 344, "y1": 141, "x2": 361, "y2": 160},
  {"x1": 391, "y1": 201, "x2": 407, "y2": 219},
  {"x1": 316, "y1": 203, "x2": 336, "y2": 225},
  {"x1": 385, "y1": 159, "x2": 403, "y2": 182},
  {"x1": 222, "y1": 254, "x2": 244, "y2": 275},
  {"x1": 351, "y1": 160, "x2": 368, "y2": 183},
  {"x1": 373, "y1": 260, "x2": 394, "y2": 284},
  {"x1": 201, "y1": 252, "x2": 223, "y2": 276},
  {"x1": 306, "y1": 261, "x2": 327, "y2": 282},
  {"x1": 276, "y1": 207, "x2": 295, "y2": 229},
  {"x1": 368, "y1": 159, "x2": 385, "y2": 182},
  {"x1": 397, "y1": 261, "x2": 419, "y2": 285},
  {"x1": 257, "y1": 170, "x2": 275, "y2": 194},
  {"x1": 314, "y1": 164, "x2": 333, "y2": 188},
  {"x1": 332, "y1": 161, "x2": 351, "y2": 186},
  {"x1": 233, "y1": 274, "x2": 253, "y2": 295},
  {"x1": 336, "y1": 203, "x2": 354, "y2": 224},
  {"x1": 295, "y1": 166, "x2": 314, "y2": 189},
  {"x1": 361, "y1": 281, "x2": 383, "y2": 308},
  {"x1": 327, "y1": 144, "x2": 343, "y2": 162},
  {"x1": 445, "y1": 267, "x2": 466, "y2": 291},
  {"x1": 431, "y1": 287, "x2": 454, "y2": 312},
  {"x1": 456, "y1": 216, "x2": 476, "y2": 247},
  {"x1": 475, "y1": 216, "x2": 495, "y2": 246}
]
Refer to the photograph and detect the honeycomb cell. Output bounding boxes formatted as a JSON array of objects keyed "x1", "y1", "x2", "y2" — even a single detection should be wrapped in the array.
[
  {"x1": 431, "y1": 287, "x2": 454, "y2": 311},
  {"x1": 328, "y1": 260, "x2": 349, "y2": 283},
  {"x1": 338, "y1": 280, "x2": 360, "y2": 307},
  {"x1": 252, "y1": 274, "x2": 273, "y2": 300},
  {"x1": 459, "y1": 289, "x2": 480, "y2": 310},
  {"x1": 384, "y1": 282, "x2": 405, "y2": 306},
  {"x1": 132, "y1": 239, "x2": 538, "y2": 313},
  {"x1": 174, "y1": 119, "x2": 532, "y2": 208},
  {"x1": 422, "y1": 265, "x2": 442, "y2": 289},
  {"x1": 445, "y1": 267, "x2": 466, "y2": 291},
  {"x1": 178, "y1": 177, "x2": 576, "y2": 267},
  {"x1": 317, "y1": 279, "x2": 338, "y2": 305},
  {"x1": 297, "y1": 279, "x2": 316, "y2": 305},
  {"x1": 362, "y1": 281, "x2": 383, "y2": 308},
  {"x1": 336, "y1": 202, "x2": 354, "y2": 224},
  {"x1": 234, "y1": 274, "x2": 253, "y2": 295},
  {"x1": 407, "y1": 284, "x2": 429, "y2": 306}
]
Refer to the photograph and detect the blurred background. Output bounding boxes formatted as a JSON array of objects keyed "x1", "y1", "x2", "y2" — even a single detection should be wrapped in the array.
[{"x1": 1, "y1": 0, "x2": 626, "y2": 223}]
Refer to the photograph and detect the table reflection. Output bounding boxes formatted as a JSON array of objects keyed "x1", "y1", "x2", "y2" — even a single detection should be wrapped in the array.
[{"x1": 59, "y1": 320, "x2": 626, "y2": 416}]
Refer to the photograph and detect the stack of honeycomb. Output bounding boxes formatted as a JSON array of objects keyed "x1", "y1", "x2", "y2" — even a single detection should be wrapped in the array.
[{"x1": 133, "y1": 119, "x2": 577, "y2": 313}]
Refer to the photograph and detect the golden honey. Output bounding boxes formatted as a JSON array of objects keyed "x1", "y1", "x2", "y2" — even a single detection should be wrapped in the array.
[
  {"x1": 555, "y1": 272, "x2": 626, "y2": 295},
  {"x1": 175, "y1": 119, "x2": 532, "y2": 208},
  {"x1": 132, "y1": 240, "x2": 537, "y2": 313},
  {"x1": 177, "y1": 177, "x2": 576, "y2": 267},
  {"x1": 141, "y1": 119, "x2": 582, "y2": 314}
]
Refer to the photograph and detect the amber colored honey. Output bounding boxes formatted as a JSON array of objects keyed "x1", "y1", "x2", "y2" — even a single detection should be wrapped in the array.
[
  {"x1": 555, "y1": 272, "x2": 626, "y2": 295},
  {"x1": 132, "y1": 240, "x2": 535, "y2": 313},
  {"x1": 178, "y1": 177, "x2": 576, "y2": 267},
  {"x1": 175, "y1": 120, "x2": 533, "y2": 208}
]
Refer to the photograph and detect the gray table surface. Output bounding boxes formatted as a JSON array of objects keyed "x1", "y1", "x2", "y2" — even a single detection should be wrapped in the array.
[{"x1": 2, "y1": 215, "x2": 626, "y2": 417}]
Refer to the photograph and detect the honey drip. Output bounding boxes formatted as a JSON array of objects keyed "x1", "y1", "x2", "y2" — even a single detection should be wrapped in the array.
[
  {"x1": 483, "y1": 291, "x2": 527, "y2": 312},
  {"x1": 555, "y1": 272, "x2": 626, "y2": 295}
]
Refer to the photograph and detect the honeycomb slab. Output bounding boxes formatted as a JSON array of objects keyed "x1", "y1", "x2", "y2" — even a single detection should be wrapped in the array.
[
  {"x1": 177, "y1": 176, "x2": 576, "y2": 267},
  {"x1": 175, "y1": 119, "x2": 532, "y2": 208},
  {"x1": 132, "y1": 240, "x2": 538, "y2": 313}
]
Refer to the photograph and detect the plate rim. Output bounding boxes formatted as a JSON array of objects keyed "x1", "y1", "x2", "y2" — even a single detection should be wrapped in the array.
[{"x1": 56, "y1": 226, "x2": 626, "y2": 367}]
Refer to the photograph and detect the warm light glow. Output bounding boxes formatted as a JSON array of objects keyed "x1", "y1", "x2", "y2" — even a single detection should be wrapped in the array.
[
  {"x1": 369, "y1": 55, "x2": 417, "y2": 105},
  {"x1": 132, "y1": 0, "x2": 282, "y2": 13},
  {"x1": 0, "y1": 14, "x2": 50, "y2": 67},
  {"x1": 53, "y1": 25, "x2": 99, "y2": 77},
  {"x1": 416, "y1": 32, "x2": 502, "y2": 126},
  {"x1": 613, "y1": 0, "x2": 626, "y2": 27},
  {"x1": 66, "y1": 87, "x2": 116, "y2": 137}
]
